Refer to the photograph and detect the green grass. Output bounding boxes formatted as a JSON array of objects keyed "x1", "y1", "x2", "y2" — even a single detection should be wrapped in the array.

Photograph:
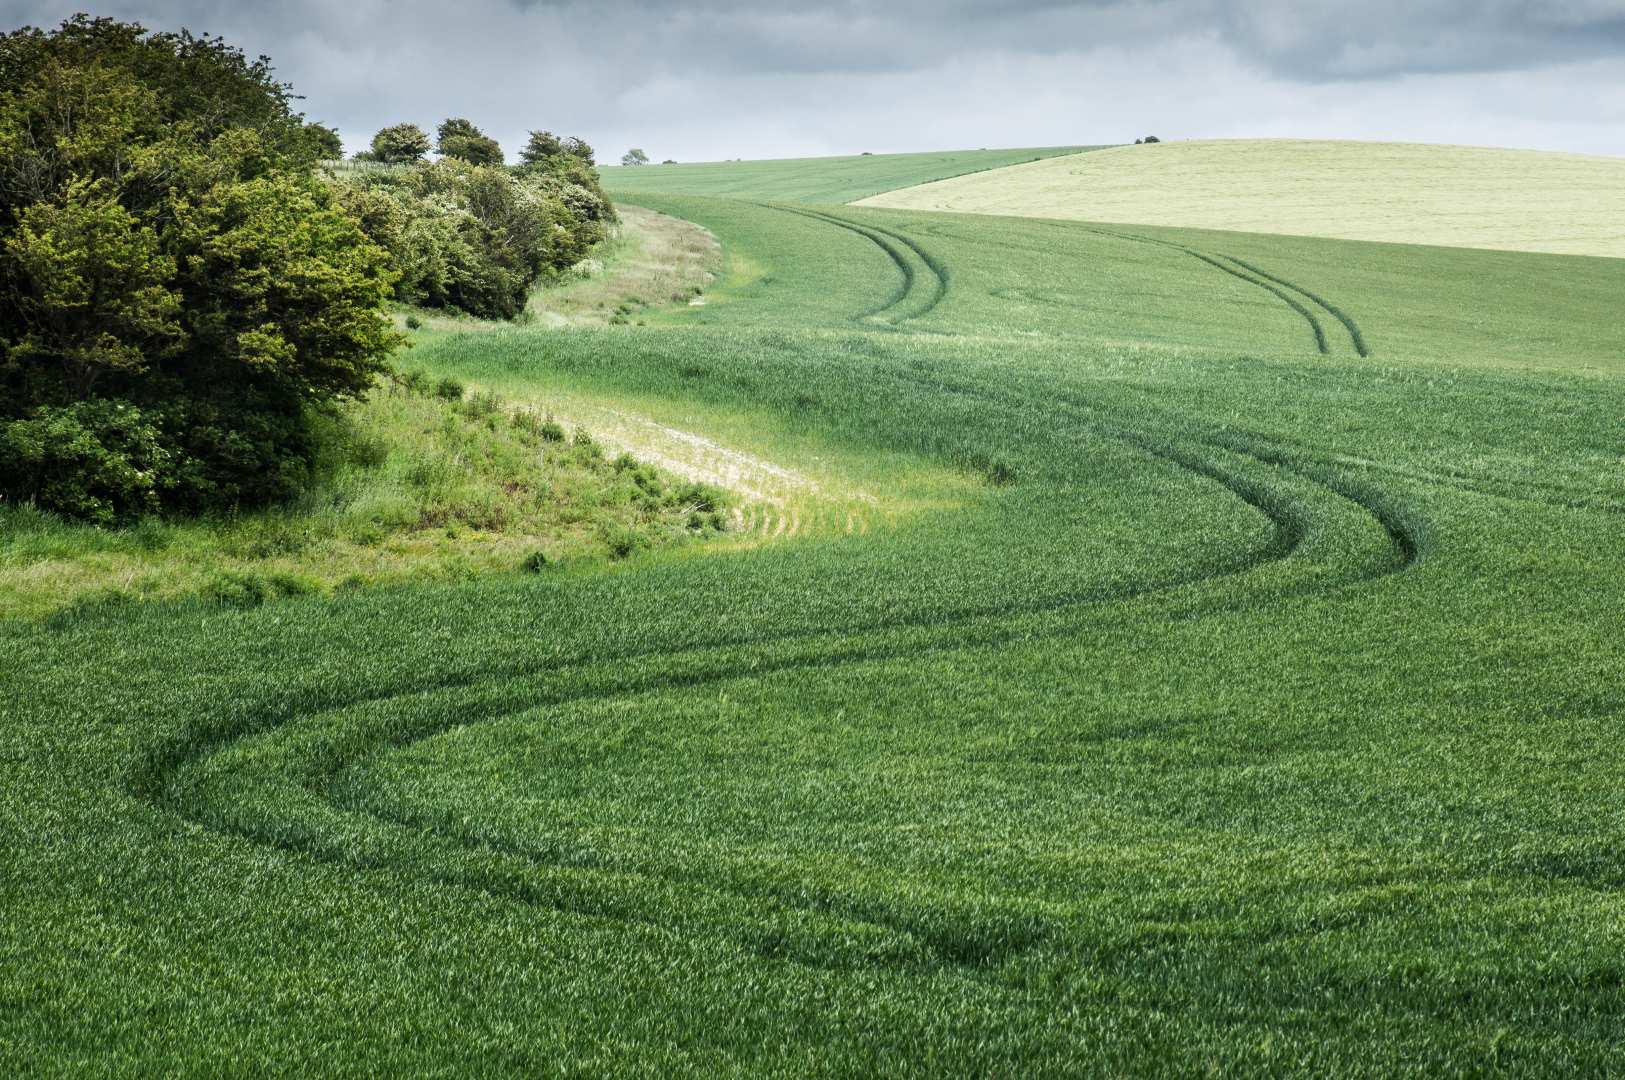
[
  {"x1": 862, "y1": 138, "x2": 1625, "y2": 257},
  {"x1": 6, "y1": 180, "x2": 1625, "y2": 1072},
  {"x1": 600, "y1": 145, "x2": 1104, "y2": 204}
]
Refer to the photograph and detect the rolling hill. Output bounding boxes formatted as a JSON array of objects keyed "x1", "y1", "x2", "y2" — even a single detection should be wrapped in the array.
[
  {"x1": 859, "y1": 138, "x2": 1625, "y2": 257},
  {"x1": 10, "y1": 150, "x2": 1625, "y2": 1072}
]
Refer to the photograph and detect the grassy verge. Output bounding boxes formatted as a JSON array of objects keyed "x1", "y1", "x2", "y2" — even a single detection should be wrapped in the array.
[{"x1": 0, "y1": 377, "x2": 726, "y2": 621}]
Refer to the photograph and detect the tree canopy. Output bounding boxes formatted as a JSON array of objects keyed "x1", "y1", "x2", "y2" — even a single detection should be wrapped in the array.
[
  {"x1": 436, "y1": 117, "x2": 503, "y2": 166},
  {"x1": 0, "y1": 16, "x2": 399, "y2": 523},
  {"x1": 370, "y1": 122, "x2": 432, "y2": 164}
]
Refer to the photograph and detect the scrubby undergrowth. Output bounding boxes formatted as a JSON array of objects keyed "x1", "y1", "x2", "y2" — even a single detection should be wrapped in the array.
[{"x1": 0, "y1": 375, "x2": 726, "y2": 620}]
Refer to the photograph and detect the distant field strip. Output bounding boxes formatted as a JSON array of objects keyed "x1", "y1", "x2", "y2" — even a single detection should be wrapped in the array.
[
  {"x1": 602, "y1": 146, "x2": 1108, "y2": 205},
  {"x1": 860, "y1": 139, "x2": 1625, "y2": 257}
]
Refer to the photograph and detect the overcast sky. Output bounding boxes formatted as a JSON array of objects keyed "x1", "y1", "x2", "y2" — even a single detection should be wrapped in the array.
[{"x1": 6, "y1": 1, "x2": 1623, "y2": 160}]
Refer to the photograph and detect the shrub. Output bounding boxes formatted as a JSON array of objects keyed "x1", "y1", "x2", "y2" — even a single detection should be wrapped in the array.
[
  {"x1": 520, "y1": 549, "x2": 549, "y2": 573},
  {"x1": 329, "y1": 156, "x2": 613, "y2": 320},
  {"x1": 393, "y1": 369, "x2": 429, "y2": 395},
  {"x1": 0, "y1": 17, "x2": 400, "y2": 524},
  {"x1": 304, "y1": 122, "x2": 344, "y2": 160},
  {"x1": 0, "y1": 401, "x2": 173, "y2": 525},
  {"x1": 460, "y1": 391, "x2": 500, "y2": 419},
  {"x1": 433, "y1": 378, "x2": 465, "y2": 402},
  {"x1": 405, "y1": 314, "x2": 423, "y2": 330}
]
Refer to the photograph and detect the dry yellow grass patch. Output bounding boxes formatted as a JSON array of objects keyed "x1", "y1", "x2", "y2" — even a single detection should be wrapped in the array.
[{"x1": 860, "y1": 139, "x2": 1625, "y2": 257}]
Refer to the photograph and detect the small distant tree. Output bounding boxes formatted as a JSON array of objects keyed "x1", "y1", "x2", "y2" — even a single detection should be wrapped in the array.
[
  {"x1": 436, "y1": 117, "x2": 502, "y2": 166},
  {"x1": 304, "y1": 121, "x2": 344, "y2": 160},
  {"x1": 1143, "y1": 135, "x2": 1161, "y2": 144},
  {"x1": 1134, "y1": 138, "x2": 1143, "y2": 145},
  {"x1": 621, "y1": 148, "x2": 649, "y2": 166},
  {"x1": 520, "y1": 129, "x2": 564, "y2": 165},
  {"x1": 661, "y1": 159, "x2": 676, "y2": 165},
  {"x1": 561, "y1": 136, "x2": 595, "y2": 164},
  {"x1": 371, "y1": 122, "x2": 431, "y2": 164}
]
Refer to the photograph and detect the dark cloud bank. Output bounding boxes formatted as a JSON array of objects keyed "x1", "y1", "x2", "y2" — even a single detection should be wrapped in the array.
[{"x1": 5, "y1": 1, "x2": 1622, "y2": 158}]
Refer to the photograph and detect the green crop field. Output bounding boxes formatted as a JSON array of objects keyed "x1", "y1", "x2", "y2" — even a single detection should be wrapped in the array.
[
  {"x1": 7, "y1": 160, "x2": 1625, "y2": 1072},
  {"x1": 599, "y1": 145, "x2": 1104, "y2": 204},
  {"x1": 862, "y1": 138, "x2": 1625, "y2": 257}
]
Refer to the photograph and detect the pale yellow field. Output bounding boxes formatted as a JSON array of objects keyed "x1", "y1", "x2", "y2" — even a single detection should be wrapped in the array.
[{"x1": 859, "y1": 139, "x2": 1625, "y2": 257}]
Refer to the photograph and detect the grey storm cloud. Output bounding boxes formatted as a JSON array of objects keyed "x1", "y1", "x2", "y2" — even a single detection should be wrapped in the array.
[{"x1": 3, "y1": 1, "x2": 1621, "y2": 157}]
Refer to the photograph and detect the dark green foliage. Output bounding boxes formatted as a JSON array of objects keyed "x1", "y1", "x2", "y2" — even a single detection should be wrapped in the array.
[
  {"x1": 304, "y1": 121, "x2": 344, "y2": 160},
  {"x1": 621, "y1": 148, "x2": 649, "y2": 166},
  {"x1": 519, "y1": 129, "x2": 563, "y2": 165},
  {"x1": 433, "y1": 377, "x2": 464, "y2": 401},
  {"x1": 561, "y1": 135, "x2": 595, "y2": 164},
  {"x1": 436, "y1": 117, "x2": 502, "y2": 166},
  {"x1": 0, "y1": 17, "x2": 399, "y2": 522},
  {"x1": 1143, "y1": 135, "x2": 1161, "y2": 143},
  {"x1": 0, "y1": 400, "x2": 171, "y2": 525},
  {"x1": 370, "y1": 122, "x2": 431, "y2": 164}
]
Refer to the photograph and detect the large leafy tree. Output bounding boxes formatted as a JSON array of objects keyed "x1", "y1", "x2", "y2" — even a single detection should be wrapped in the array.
[{"x1": 0, "y1": 16, "x2": 399, "y2": 523}]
